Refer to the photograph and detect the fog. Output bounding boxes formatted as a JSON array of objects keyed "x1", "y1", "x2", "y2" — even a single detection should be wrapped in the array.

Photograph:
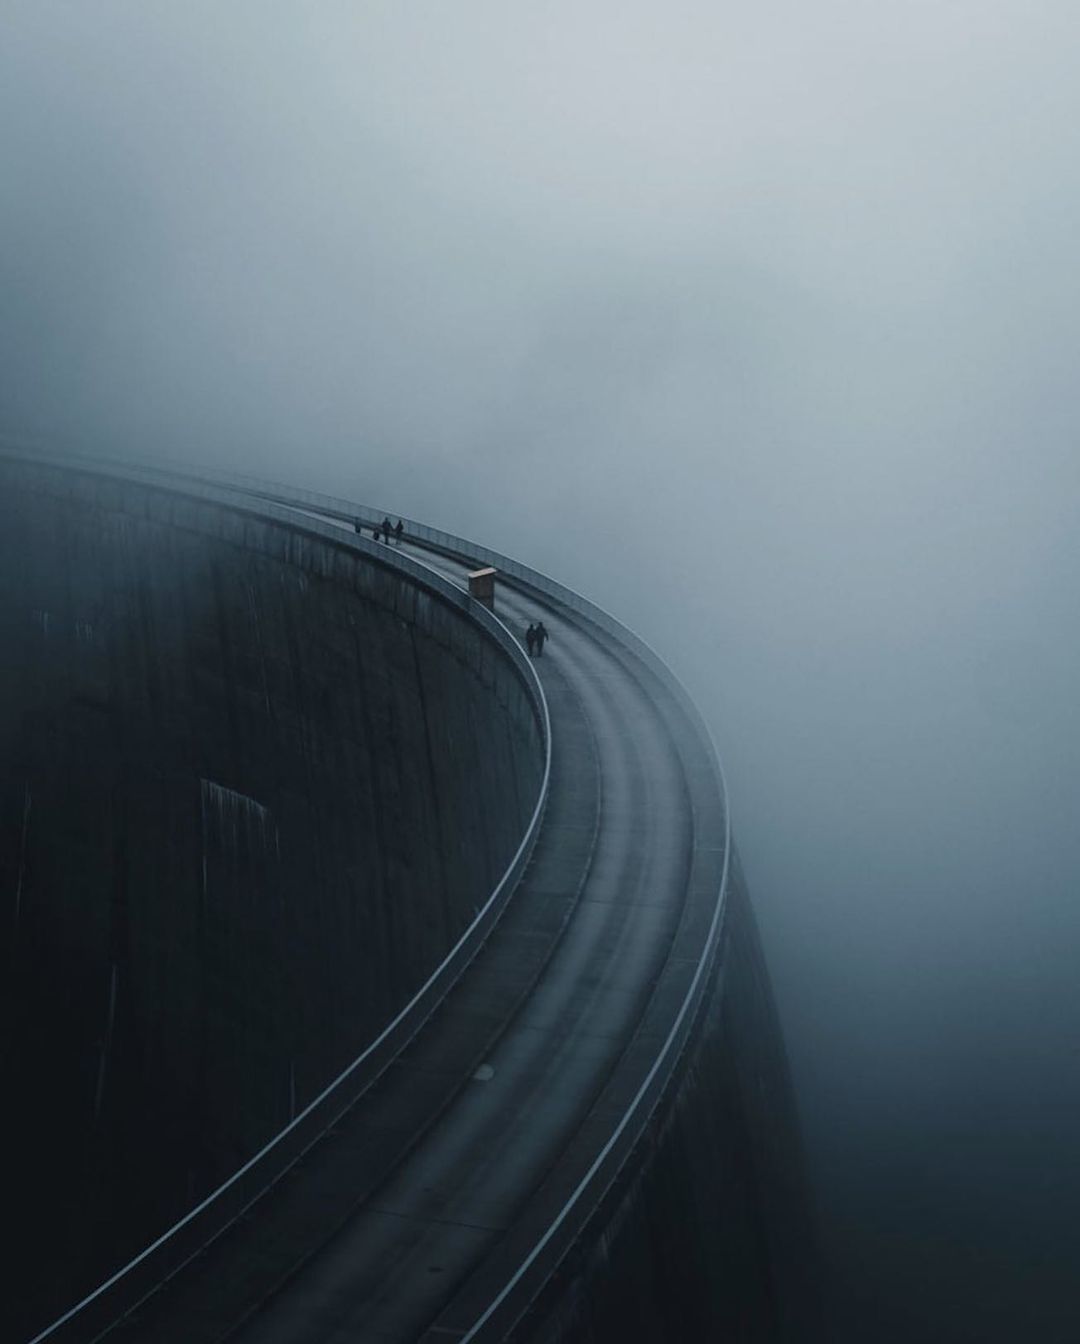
[{"x1": 4, "y1": 3, "x2": 1079, "y2": 1338}]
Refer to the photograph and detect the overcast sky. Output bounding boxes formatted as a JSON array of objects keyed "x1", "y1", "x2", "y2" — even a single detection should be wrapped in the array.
[{"x1": 4, "y1": 4, "x2": 1080, "y2": 1339}]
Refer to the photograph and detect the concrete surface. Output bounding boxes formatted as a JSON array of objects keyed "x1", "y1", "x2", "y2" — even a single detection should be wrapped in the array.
[{"x1": 0, "y1": 460, "x2": 542, "y2": 1342}]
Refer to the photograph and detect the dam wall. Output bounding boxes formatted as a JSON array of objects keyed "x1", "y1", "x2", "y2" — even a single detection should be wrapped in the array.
[
  {"x1": 0, "y1": 459, "x2": 544, "y2": 1340},
  {"x1": 139, "y1": 469, "x2": 821, "y2": 1344}
]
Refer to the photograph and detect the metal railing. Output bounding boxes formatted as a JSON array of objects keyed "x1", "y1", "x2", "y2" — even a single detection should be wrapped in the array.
[
  {"x1": 94, "y1": 458, "x2": 736, "y2": 1344},
  {"x1": 7, "y1": 447, "x2": 732, "y2": 1344}
]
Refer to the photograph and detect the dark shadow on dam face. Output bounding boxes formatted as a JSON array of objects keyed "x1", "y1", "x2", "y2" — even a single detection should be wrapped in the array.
[{"x1": 0, "y1": 460, "x2": 543, "y2": 1341}]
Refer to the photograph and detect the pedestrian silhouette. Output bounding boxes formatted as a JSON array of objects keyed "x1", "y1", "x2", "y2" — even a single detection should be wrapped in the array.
[
  {"x1": 373, "y1": 528, "x2": 381, "y2": 542},
  {"x1": 382, "y1": 516, "x2": 393, "y2": 543},
  {"x1": 353, "y1": 518, "x2": 363, "y2": 535},
  {"x1": 525, "y1": 623, "x2": 536, "y2": 656},
  {"x1": 534, "y1": 621, "x2": 549, "y2": 657},
  {"x1": 394, "y1": 519, "x2": 404, "y2": 544}
]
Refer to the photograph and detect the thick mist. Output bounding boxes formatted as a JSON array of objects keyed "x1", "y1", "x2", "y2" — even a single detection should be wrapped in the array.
[{"x1": 4, "y1": 4, "x2": 1080, "y2": 1338}]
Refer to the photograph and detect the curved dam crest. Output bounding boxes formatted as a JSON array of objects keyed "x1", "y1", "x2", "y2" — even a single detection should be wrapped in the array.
[
  {"x1": 2, "y1": 452, "x2": 819, "y2": 1344},
  {"x1": 0, "y1": 459, "x2": 544, "y2": 1341}
]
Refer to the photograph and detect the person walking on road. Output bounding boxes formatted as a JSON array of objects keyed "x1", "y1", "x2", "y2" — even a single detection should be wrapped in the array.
[
  {"x1": 381, "y1": 516, "x2": 393, "y2": 543},
  {"x1": 525, "y1": 623, "x2": 537, "y2": 656},
  {"x1": 394, "y1": 519, "x2": 404, "y2": 544},
  {"x1": 534, "y1": 621, "x2": 549, "y2": 657}
]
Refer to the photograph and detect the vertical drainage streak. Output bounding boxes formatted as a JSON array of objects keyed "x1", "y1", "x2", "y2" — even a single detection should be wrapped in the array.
[
  {"x1": 13, "y1": 782, "x2": 32, "y2": 939},
  {"x1": 94, "y1": 963, "x2": 119, "y2": 1122}
]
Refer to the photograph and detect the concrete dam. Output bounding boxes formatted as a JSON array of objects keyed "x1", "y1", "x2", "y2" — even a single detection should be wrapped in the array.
[{"x1": 2, "y1": 453, "x2": 818, "y2": 1343}]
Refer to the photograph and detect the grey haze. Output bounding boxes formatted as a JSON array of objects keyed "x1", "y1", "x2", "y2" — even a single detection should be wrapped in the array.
[{"x1": 3, "y1": 3, "x2": 1079, "y2": 1339}]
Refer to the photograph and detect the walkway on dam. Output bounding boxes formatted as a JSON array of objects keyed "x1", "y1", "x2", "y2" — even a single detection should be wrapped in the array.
[{"x1": 25, "y1": 472, "x2": 728, "y2": 1344}]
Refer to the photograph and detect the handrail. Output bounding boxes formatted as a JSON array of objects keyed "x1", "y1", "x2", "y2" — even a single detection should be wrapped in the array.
[
  {"x1": 5, "y1": 452, "x2": 551, "y2": 1344},
  {"x1": 155, "y1": 467, "x2": 736, "y2": 1344},
  {"x1": 8, "y1": 447, "x2": 732, "y2": 1344},
  {"x1": 82, "y1": 458, "x2": 736, "y2": 1343}
]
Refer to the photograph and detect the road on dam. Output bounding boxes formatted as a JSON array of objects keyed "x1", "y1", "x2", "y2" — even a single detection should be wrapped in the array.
[
  {"x1": 20, "y1": 465, "x2": 728, "y2": 1344},
  {"x1": 236, "y1": 548, "x2": 694, "y2": 1344}
]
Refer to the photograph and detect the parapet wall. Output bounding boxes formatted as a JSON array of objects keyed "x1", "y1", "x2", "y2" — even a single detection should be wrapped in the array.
[{"x1": 0, "y1": 460, "x2": 543, "y2": 1341}]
